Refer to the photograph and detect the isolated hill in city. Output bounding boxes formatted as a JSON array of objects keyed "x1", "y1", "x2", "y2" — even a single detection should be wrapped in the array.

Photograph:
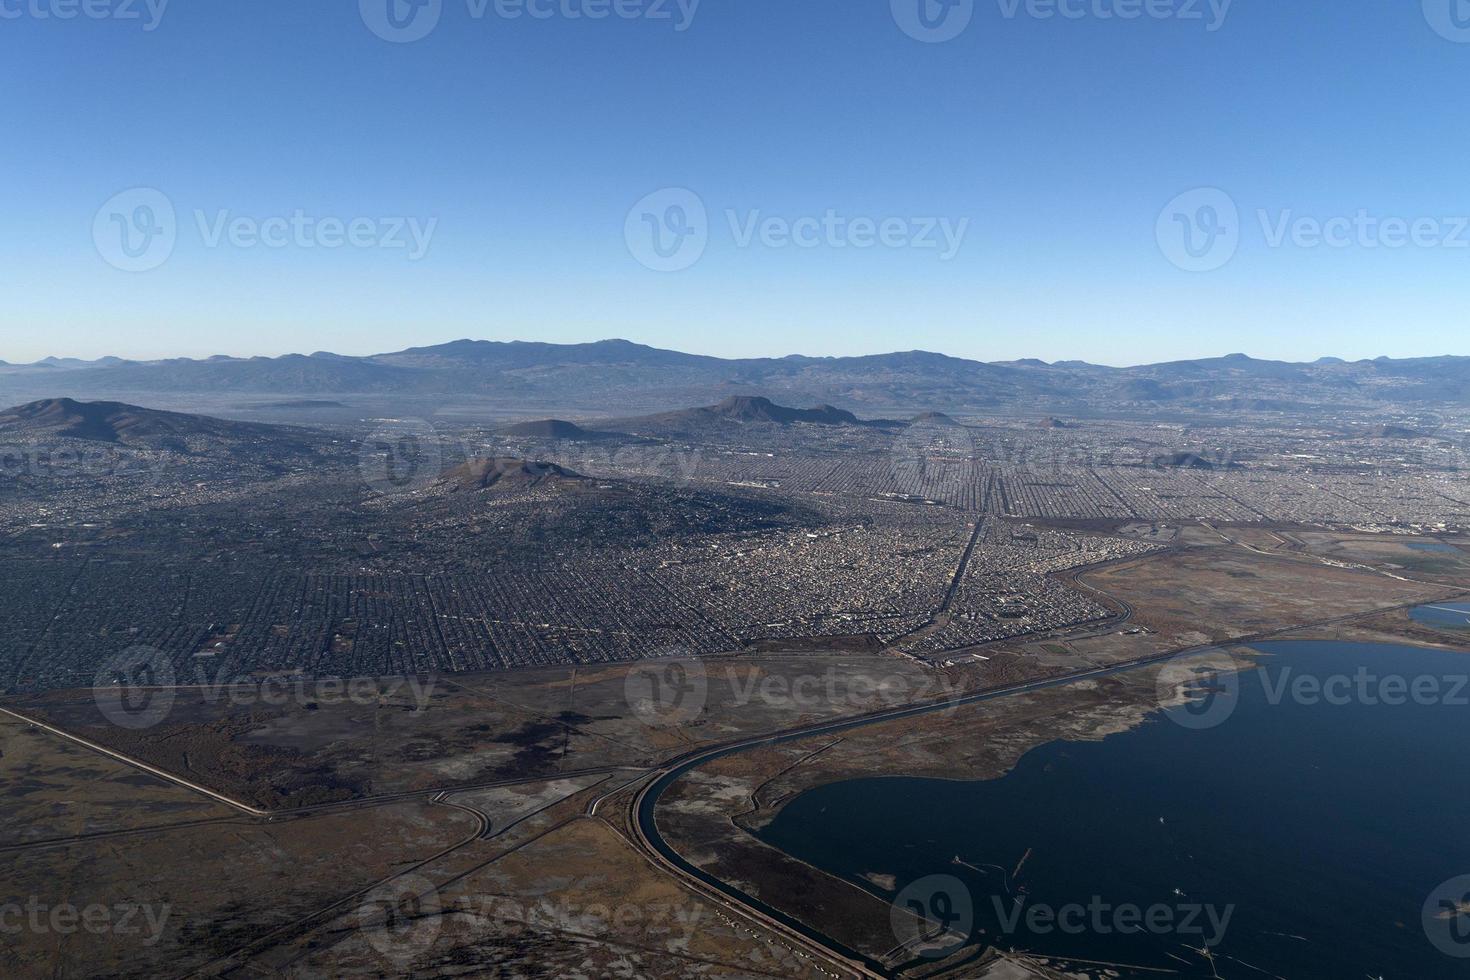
[
  {"x1": 1357, "y1": 424, "x2": 1438, "y2": 440},
  {"x1": 0, "y1": 398, "x2": 317, "y2": 455},
  {"x1": 605, "y1": 395, "x2": 902, "y2": 437},
  {"x1": 499, "y1": 419, "x2": 624, "y2": 440},
  {"x1": 442, "y1": 457, "x2": 587, "y2": 491},
  {"x1": 1150, "y1": 451, "x2": 1241, "y2": 470},
  {"x1": 700, "y1": 395, "x2": 874, "y2": 425}
]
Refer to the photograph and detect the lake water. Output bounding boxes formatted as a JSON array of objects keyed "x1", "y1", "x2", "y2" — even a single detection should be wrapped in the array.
[
  {"x1": 1407, "y1": 542, "x2": 1462, "y2": 554},
  {"x1": 1411, "y1": 601, "x2": 1470, "y2": 631},
  {"x1": 757, "y1": 641, "x2": 1470, "y2": 977}
]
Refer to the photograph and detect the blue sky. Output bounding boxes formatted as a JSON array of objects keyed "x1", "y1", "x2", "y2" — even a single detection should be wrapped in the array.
[{"x1": 3, "y1": 1, "x2": 1468, "y2": 366}]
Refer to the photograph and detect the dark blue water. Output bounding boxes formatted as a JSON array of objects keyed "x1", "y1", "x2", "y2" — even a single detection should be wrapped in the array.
[
  {"x1": 757, "y1": 642, "x2": 1470, "y2": 978},
  {"x1": 1411, "y1": 602, "x2": 1470, "y2": 631},
  {"x1": 1407, "y1": 542, "x2": 1462, "y2": 554}
]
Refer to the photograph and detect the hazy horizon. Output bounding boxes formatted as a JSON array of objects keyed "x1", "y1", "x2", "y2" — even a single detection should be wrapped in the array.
[{"x1": 6, "y1": 334, "x2": 1469, "y2": 371}]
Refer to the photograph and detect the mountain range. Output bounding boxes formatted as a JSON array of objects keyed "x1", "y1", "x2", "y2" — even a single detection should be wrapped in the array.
[{"x1": 3, "y1": 340, "x2": 1467, "y2": 415}]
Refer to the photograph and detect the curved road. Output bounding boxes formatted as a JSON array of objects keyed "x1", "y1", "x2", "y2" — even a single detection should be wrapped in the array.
[{"x1": 629, "y1": 587, "x2": 1469, "y2": 979}]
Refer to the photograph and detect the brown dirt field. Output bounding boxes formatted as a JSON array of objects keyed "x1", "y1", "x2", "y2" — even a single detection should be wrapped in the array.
[
  {"x1": 1084, "y1": 547, "x2": 1450, "y2": 643},
  {"x1": 0, "y1": 715, "x2": 233, "y2": 847},
  {"x1": 0, "y1": 800, "x2": 478, "y2": 979},
  {"x1": 286, "y1": 815, "x2": 831, "y2": 979}
]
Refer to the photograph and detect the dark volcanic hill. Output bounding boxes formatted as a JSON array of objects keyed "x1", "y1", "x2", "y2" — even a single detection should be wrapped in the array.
[
  {"x1": 1150, "y1": 451, "x2": 1240, "y2": 470},
  {"x1": 442, "y1": 457, "x2": 586, "y2": 491},
  {"x1": 705, "y1": 396, "x2": 869, "y2": 425},
  {"x1": 499, "y1": 419, "x2": 623, "y2": 440},
  {"x1": 1358, "y1": 424, "x2": 1436, "y2": 440},
  {"x1": 608, "y1": 396, "x2": 901, "y2": 437},
  {"x1": 0, "y1": 398, "x2": 313, "y2": 454}
]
